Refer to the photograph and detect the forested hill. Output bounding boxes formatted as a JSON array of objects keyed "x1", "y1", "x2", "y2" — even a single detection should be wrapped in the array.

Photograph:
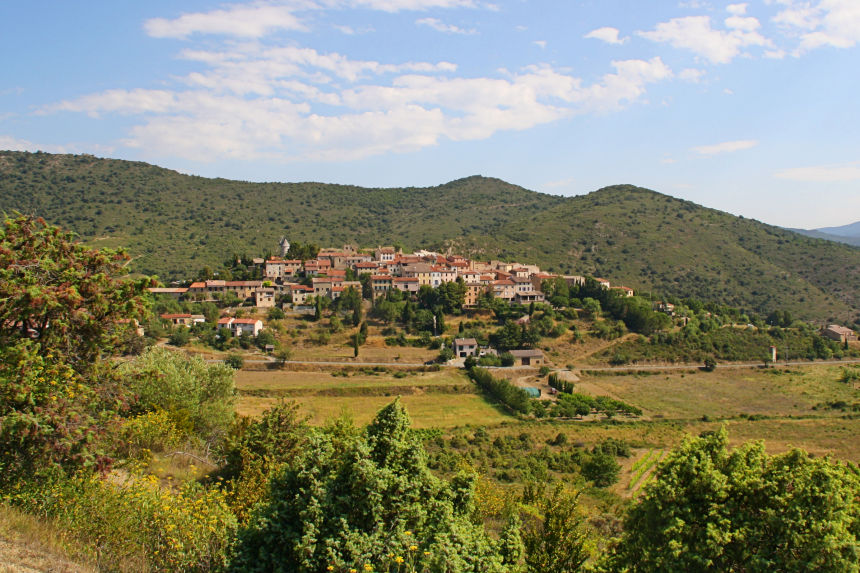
[{"x1": 1, "y1": 150, "x2": 858, "y2": 323}]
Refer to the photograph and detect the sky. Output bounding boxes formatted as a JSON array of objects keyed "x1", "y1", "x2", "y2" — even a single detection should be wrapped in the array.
[{"x1": 1, "y1": 0, "x2": 859, "y2": 229}]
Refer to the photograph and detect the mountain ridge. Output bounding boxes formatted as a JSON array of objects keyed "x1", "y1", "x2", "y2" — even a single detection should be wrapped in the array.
[{"x1": 1, "y1": 150, "x2": 858, "y2": 323}]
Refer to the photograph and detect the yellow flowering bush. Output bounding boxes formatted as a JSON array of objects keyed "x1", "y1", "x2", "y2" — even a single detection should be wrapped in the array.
[{"x1": 6, "y1": 469, "x2": 237, "y2": 571}]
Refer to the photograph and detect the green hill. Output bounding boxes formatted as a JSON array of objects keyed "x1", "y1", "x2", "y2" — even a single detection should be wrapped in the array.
[{"x1": 1, "y1": 150, "x2": 858, "y2": 323}]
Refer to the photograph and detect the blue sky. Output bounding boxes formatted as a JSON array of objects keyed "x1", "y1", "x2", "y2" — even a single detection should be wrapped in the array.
[{"x1": 2, "y1": 0, "x2": 859, "y2": 228}]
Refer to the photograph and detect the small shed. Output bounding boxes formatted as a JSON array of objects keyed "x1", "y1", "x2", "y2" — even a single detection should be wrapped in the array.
[{"x1": 509, "y1": 349, "x2": 545, "y2": 367}]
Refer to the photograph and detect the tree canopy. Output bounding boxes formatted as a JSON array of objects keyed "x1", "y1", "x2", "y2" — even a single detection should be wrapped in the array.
[
  {"x1": 231, "y1": 398, "x2": 504, "y2": 572},
  {"x1": 0, "y1": 214, "x2": 153, "y2": 479},
  {"x1": 604, "y1": 428, "x2": 860, "y2": 572}
]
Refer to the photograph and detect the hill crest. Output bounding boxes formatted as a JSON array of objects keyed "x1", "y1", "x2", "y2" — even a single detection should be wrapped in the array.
[{"x1": 1, "y1": 150, "x2": 858, "y2": 323}]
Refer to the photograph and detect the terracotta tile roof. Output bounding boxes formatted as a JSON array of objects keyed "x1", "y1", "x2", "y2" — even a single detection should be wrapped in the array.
[{"x1": 160, "y1": 313, "x2": 192, "y2": 319}]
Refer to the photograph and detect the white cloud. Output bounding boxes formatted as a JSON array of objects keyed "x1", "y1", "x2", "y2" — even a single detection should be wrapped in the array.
[
  {"x1": 693, "y1": 139, "x2": 758, "y2": 155},
  {"x1": 775, "y1": 162, "x2": 860, "y2": 182},
  {"x1": 144, "y1": 0, "x2": 483, "y2": 39},
  {"x1": 726, "y1": 3, "x2": 748, "y2": 15},
  {"x1": 416, "y1": 17, "x2": 476, "y2": 34},
  {"x1": 678, "y1": 67, "x2": 706, "y2": 82},
  {"x1": 45, "y1": 4, "x2": 675, "y2": 164},
  {"x1": 771, "y1": 0, "x2": 860, "y2": 54},
  {"x1": 144, "y1": 4, "x2": 307, "y2": 39},
  {"x1": 638, "y1": 9, "x2": 771, "y2": 64},
  {"x1": 584, "y1": 27, "x2": 628, "y2": 45},
  {"x1": 353, "y1": 0, "x2": 478, "y2": 11},
  {"x1": 533, "y1": 40, "x2": 546, "y2": 48},
  {"x1": 0, "y1": 135, "x2": 113, "y2": 155}
]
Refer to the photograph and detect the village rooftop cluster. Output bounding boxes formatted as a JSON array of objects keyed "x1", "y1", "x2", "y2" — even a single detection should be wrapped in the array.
[{"x1": 150, "y1": 243, "x2": 635, "y2": 311}]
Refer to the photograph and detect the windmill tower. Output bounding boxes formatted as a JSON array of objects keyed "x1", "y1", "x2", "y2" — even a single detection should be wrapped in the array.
[{"x1": 279, "y1": 236, "x2": 291, "y2": 258}]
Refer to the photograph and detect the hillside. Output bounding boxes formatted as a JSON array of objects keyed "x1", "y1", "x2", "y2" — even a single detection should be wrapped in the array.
[
  {"x1": 1, "y1": 150, "x2": 859, "y2": 322},
  {"x1": 790, "y1": 228, "x2": 860, "y2": 247}
]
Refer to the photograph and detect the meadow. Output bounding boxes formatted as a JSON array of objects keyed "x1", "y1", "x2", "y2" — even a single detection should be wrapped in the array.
[{"x1": 240, "y1": 362, "x2": 860, "y2": 462}]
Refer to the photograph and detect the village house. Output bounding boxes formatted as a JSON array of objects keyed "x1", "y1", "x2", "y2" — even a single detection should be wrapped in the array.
[
  {"x1": 160, "y1": 313, "x2": 204, "y2": 328},
  {"x1": 453, "y1": 338, "x2": 479, "y2": 358},
  {"x1": 147, "y1": 287, "x2": 188, "y2": 300},
  {"x1": 511, "y1": 276, "x2": 534, "y2": 294},
  {"x1": 403, "y1": 263, "x2": 433, "y2": 286},
  {"x1": 611, "y1": 285, "x2": 635, "y2": 297},
  {"x1": 509, "y1": 349, "x2": 545, "y2": 367},
  {"x1": 491, "y1": 279, "x2": 516, "y2": 302},
  {"x1": 655, "y1": 301, "x2": 675, "y2": 316},
  {"x1": 347, "y1": 254, "x2": 373, "y2": 267},
  {"x1": 217, "y1": 317, "x2": 263, "y2": 337},
  {"x1": 354, "y1": 261, "x2": 379, "y2": 274},
  {"x1": 430, "y1": 266, "x2": 457, "y2": 287},
  {"x1": 531, "y1": 273, "x2": 557, "y2": 292},
  {"x1": 464, "y1": 284, "x2": 487, "y2": 307},
  {"x1": 318, "y1": 251, "x2": 350, "y2": 270},
  {"x1": 374, "y1": 247, "x2": 399, "y2": 262},
  {"x1": 822, "y1": 324, "x2": 858, "y2": 343},
  {"x1": 370, "y1": 275, "x2": 393, "y2": 298},
  {"x1": 459, "y1": 270, "x2": 482, "y2": 284},
  {"x1": 264, "y1": 258, "x2": 302, "y2": 281},
  {"x1": 515, "y1": 291, "x2": 546, "y2": 305},
  {"x1": 288, "y1": 284, "x2": 313, "y2": 305},
  {"x1": 254, "y1": 287, "x2": 276, "y2": 308},
  {"x1": 393, "y1": 277, "x2": 420, "y2": 294}
]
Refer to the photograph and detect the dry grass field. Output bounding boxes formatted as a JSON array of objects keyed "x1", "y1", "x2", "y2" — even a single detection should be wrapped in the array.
[
  {"x1": 573, "y1": 364, "x2": 858, "y2": 420},
  {"x1": 237, "y1": 393, "x2": 510, "y2": 428}
]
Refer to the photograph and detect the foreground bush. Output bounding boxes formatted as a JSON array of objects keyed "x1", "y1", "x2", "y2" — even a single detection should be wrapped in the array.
[
  {"x1": 231, "y1": 399, "x2": 505, "y2": 572},
  {"x1": 603, "y1": 428, "x2": 860, "y2": 571},
  {"x1": 6, "y1": 469, "x2": 237, "y2": 571}
]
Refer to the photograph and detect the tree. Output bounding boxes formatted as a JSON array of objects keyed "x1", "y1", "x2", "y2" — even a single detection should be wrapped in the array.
[
  {"x1": 274, "y1": 347, "x2": 292, "y2": 368},
  {"x1": 231, "y1": 399, "x2": 504, "y2": 572},
  {"x1": 605, "y1": 428, "x2": 860, "y2": 572},
  {"x1": 0, "y1": 214, "x2": 153, "y2": 372},
  {"x1": 581, "y1": 451, "x2": 620, "y2": 487},
  {"x1": 225, "y1": 353, "x2": 244, "y2": 370},
  {"x1": 522, "y1": 484, "x2": 590, "y2": 573},
  {"x1": 0, "y1": 214, "x2": 152, "y2": 479}
]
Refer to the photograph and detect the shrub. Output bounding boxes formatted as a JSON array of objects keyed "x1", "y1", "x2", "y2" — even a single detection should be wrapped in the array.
[
  {"x1": 121, "y1": 348, "x2": 236, "y2": 443},
  {"x1": 467, "y1": 367, "x2": 532, "y2": 414},
  {"x1": 230, "y1": 399, "x2": 504, "y2": 572}
]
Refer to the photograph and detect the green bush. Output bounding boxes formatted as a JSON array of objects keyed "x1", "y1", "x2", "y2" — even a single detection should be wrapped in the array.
[
  {"x1": 231, "y1": 399, "x2": 504, "y2": 572},
  {"x1": 121, "y1": 347, "x2": 236, "y2": 442}
]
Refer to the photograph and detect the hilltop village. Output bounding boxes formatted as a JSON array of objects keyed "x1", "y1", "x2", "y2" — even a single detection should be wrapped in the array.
[
  {"x1": 151, "y1": 239, "x2": 641, "y2": 308},
  {"x1": 147, "y1": 238, "x2": 858, "y2": 364},
  {"x1": 150, "y1": 242, "x2": 634, "y2": 308}
]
